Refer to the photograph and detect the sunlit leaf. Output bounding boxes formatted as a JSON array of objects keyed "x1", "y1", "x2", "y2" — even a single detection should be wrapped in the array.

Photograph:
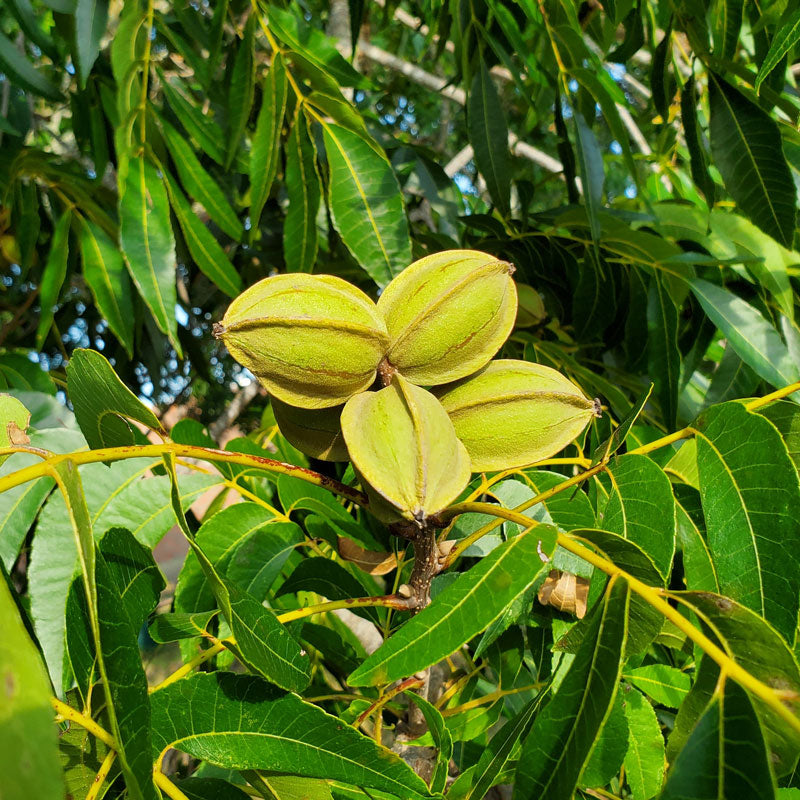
[
  {"x1": 694, "y1": 402, "x2": 800, "y2": 642},
  {"x1": 150, "y1": 672, "x2": 433, "y2": 798},
  {"x1": 348, "y1": 527, "x2": 558, "y2": 687},
  {"x1": 514, "y1": 580, "x2": 629, "y2": 800}
]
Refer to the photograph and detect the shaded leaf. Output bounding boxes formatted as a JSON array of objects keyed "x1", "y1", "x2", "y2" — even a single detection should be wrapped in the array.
[
  {"x1": 161, "y1": 118, "x2": 243, "y2": 240},
  {"x1": 149, "y1": 610, "x2": 218, "y2": 643},
  {"x1": 277, "y1": 557, "x2": 381, "y2": 624},
  {"x1": 284, "y1": 115, "x2": 321, "y2": 272},
  {"x1": 647, "y1": 273, "x2": 680, "y2": 429},
  {"x1": 77, "y1": 216, "x2": 135, "y2": 356},
  {"x1": 678, "y1": 591, "x2": 800, "y2": 773},
  {"x1": 708, "y1": 72, "x2": 796, "y2": 247},
  {"x1": 73, "y1": 0, "x2": 109, "y2": 87},
  {"x1": 36, "y1": 209, "x2": 71, "y2": 350},
  {"x1": 118, "y1": 155, "x2": 180, "y2": 349},
  {"x1": 267, "y1": 6, "x2": 365, "y2": 88},
  {"x1": 622, "y1": 686, "x2": 666, "y2": 800},
  {"x1": 250, "y1": 52, "x2": 288, "y2": 233},
  {"x1": 681, "y1": 76, "x2": 716, "y2": 205},
  {"x1": 464, "y1": 694, "x2": 545, "y2": 800},
  {"x1": 661, "y1": 680, "x2": 776, "y2": 799},
  {"x1": 689, "y1": 278, "x2": 800, "y2": 389},
  {"x1": 322, "y1": 122, "x2": 412, "y2": 287},
  {"x1": 580, "y1": 692, "x2": 629, "y2": 788},
  {"x1": 755, "y1": 9, "x2": 800, "y2": 94},
  {"x1": 573, "y1": 111, "x2": 604, "y2": 247},
  {"x1": 0, "y1": 30, "x2": 60, "y2": 100},
  {"x1": 624, "y1": 664, "x2": 691, "y2": 708},
  {"x1": 406, "y1": 693, "x2": 452, "y2": 794},
  {"x1": 162, "y1": 170, "x2": 242, "y2": 297},
  {"x1": 468, "y1": 62, "x2": 511, "y2": 215},
  {"x1": 598, "y1": 454, "x2": 676, "y2": 580},
  {"x1": 226, "y1": 16, "x2": 256, "y2": 169}
]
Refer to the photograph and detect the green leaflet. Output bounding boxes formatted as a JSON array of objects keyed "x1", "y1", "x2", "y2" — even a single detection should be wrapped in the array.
[
  {"x1": 681, "y1": 76, "x2": 716, "y2": 205},
  {"x1": 464, "y1": 693, "x2": 546, "y2": 800},
  {"x1": 85, "y1": 529, "x2": 162, "y2": 800},
  {"x1": 661, "y1": 680, "x2": 776, "y2": 799},
  {"x1": 149, "y1": 610, "x2": 218, "y2": 643},
  {"x1": 77, "y1": 216, "x2": 134, "y2": 355},
  {"x1": 513, "y1": 580, "x2": 630, "y2": 800},
  {"x1": 624, "y1": 664, "x2": 691, "y2": 708},
  {"x1": 29, "y1": 452, "x2": 215, "y2": 693},
  {"x1": 150, "y1": 673, "x2": 433, "y2": 799},
  {"x1": 162, "y1": 170, "x2": 242, "y2": 298},
  {"x1": 0, "y1": 576, "x2": 65, "y2": 800},
  {"x1": 405, "y1": 693, "x2": 452, "y2": 794},
  {"x1": 284, "y1": 114, "x2": 321, "y2": 273},
  {"x1": 250, "y1": 52, "x2": 288, "y2": 234},
  {"x1": 72, "y1": 0, "x2": 109, "y2": 87},
  {"x1": 694, "y1": 402, "x2": 800, "y2": 643},
  {"x1": 755, "y1": 9, "x2": 800, "y2": 94},
  {"x1": 36, "y1": 209, "x2": 71, "y2": 350},
  {"x1": 708, "y1": 72, "x2": 797, "y2": 248},
  {"x1": 118, "y1": 154, "x2": 180, "y2": 351},
  {"x1": 321, "y1": 122, "x2": 412, "y2": 287},
  {"x1": 277, "y1": 558, "x2": 381, "y2": 624},
  {"x1": 174, "y1": 502, "x2": 300, "y2": 633},
  {"x1": 0, "y1": 29, "x2": 60, "y2": 100},
  {"x1": 689, "y1": 278, "x2": 800, "y2": 389},
  {"x1": 598, "y1": 454, "x2": 677, "y2": 580},
  {"x1": 647, "y1": 273, "x2": 680, "y2": 430},
  {"x1": 161, "y1": 118, "x2": 243, "y2": 240},
  {"x1": 348, "y1": 527, "x2": 558, "y2": 686},
  {"x1": 66, "y1": 348, "x2": 164, "y2": 449},
  {"x1": 621, "y1": 687, "x2": 666, "y2": 800},
  {"x1": 468, "y1": 62, "x2": 511, "y2": 215},
  {"x1": 160, "y1": 76, "x2": 228, "y2": 167},
  {"x1": 573, "y1": 110, "x2": 604, "y2": 248},
  {"x1": 712, "y1": 0, "x2": 744, "y2": 60},
  {"x1": 225, "y1": 15, "x2": 255, "y2": 169},
  {"x1": 266, "y1": 5, "x2": 366, "y2": 88},
  {"x1": 164, "y1": 462, "x2": 311, "y2": 692},
  {"x1": 676, "y1": 591, "x2": 800, "y2": 774}
]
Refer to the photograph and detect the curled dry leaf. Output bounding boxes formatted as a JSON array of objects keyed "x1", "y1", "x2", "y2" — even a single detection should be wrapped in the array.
[
  {"x1": 377, "y1": 249, "x2": 518, "y2": 386},
  {"x1": 341, "y1": 374, "x2": 471, "y2": 523},
  {"x1": 0, "y1": 395, "x2": 31, "y2": 466},
  {"x1": 537, "y1": 569, "x2": 590, "y2": 619},
  {"x1": 437, "y1": 359, "x2": 598, "y2": 472},
  {"x1": 216, "y1": 273, "x2": 389, "y2": 409},
  {"x1": 337, "y1": 536, "x2": 397, "y2": 575}
]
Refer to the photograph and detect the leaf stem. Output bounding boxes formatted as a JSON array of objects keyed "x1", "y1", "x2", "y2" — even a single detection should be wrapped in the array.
[
  {"x1": 51, "y1": 697, "x2": 117, "y2": 750},
  {"x1": 154, "y1": 770, "x2": 192, "y2": 800},
  {"x1": 355, "y1": 676, "x2": 424, "y2": 727},
  {"x1": 443, "y1": 504, "x2": 800, "y2": 737},
  {"x1": 628, "y1": 380, "x2": 800, "y2": 457},
  {"x1": 85, "y1": 749, "x2": 117, "y2": 800},
  {"x1": 441, "y1": 682, "x2": 543, "y2": 716},
  {"x1": 276, "y1": 593, "x2": 414, "y2": 623},
  {"x1": 0, "y1": 442, "x2": 368, "y2": 507},
  {"x1": 437, "y1": 463, "x2": 607, "y2": 566},
  {"x1": 152, "y1": 595, "x2": 413, "y2": 691}
]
